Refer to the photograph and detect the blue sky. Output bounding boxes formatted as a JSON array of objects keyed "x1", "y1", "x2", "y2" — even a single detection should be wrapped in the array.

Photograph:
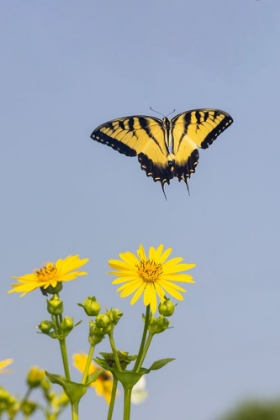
[{"x1": 1, "y1": 1, "x2": 280, "y2": 419}]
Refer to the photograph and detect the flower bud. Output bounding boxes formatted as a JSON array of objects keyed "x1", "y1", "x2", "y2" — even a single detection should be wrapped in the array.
[
  {"x1": 26, "y1": 366, "x2": 45, "y2": 388},
  {"x1": 106, "y1": 308, "x2": 123, "y2": 325},
  {"x1": 0, "y1": 387, "x2": 12, "y2": 403},
  {"x1": 158, "y1": 297, "x2": 176, "y2": 317},
  {"x1": 47, "y1": 295, "x2": 64, "y2": 315},
  {"x1": 95, "y1": 314, "x2": 110, "y2": 329},
  {"x1": 60, "y1": 317, "x2": 74, "y2": 333},
  {"x1": 147, "y1": 315, "x2": 169, "y2": 334},
  {"x1": 37, "y1": 320, "x2": 53, "y2": 333},
  {"x1": 21, "y1": 401, "x2": 38, "y2": 416},
  {"x1": 78, "y1": 296, "x2": 101, "y2": 316},
  {"x1": 88, "y1": 320, "x2": 106, "y2": 346}
]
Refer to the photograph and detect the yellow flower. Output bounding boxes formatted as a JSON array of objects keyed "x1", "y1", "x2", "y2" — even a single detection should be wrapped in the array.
[
  {"x1": 73, "y1": 353, "x2": 114, "y2": 404},
  {"x1": 0, "y1": 359, "x2": 13, "y2": 373},
  {"x1": 108, "y1": 244, "x2": 195, "y2": 314},
  {"x1": 9, "y1": 255, "x2": 89, "y2": 297}
]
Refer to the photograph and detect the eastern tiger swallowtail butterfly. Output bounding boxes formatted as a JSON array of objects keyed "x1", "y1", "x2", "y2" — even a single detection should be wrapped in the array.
[{"x1": 91, "y1": 109, "x2": 233, "y2": 197}]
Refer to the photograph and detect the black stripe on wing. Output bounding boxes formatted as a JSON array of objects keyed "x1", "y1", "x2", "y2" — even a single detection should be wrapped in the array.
[
  {"x1": 200, "y1": 112, "x2": 233, "y2": 149},
  {"x1": 91, "y1": 125, "x2": 137, "y2": 157}
]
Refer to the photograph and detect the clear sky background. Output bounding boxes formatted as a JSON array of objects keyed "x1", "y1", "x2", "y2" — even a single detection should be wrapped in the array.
[{"x1": 1, "y1": 1, "x2": 280, "y2": 419}]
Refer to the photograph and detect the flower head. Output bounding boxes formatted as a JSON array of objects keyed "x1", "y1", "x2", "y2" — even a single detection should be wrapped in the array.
[
  {"x1": 108, "y1": 244, "x2": 195, "y2": 313},
  {"x1": 9, "y1": 255, "x2": 89, "y2": 297},
  {"x1": 0, "y1": 359, "x2": 13, "y2": 374},
  {"x1": 73, "y1": 353, "x2": 114, "y2": 404}
]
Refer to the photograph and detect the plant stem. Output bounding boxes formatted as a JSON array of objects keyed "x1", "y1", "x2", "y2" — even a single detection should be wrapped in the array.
[
  {"x1": 133, "y1": 305, "x2": 150, "y2": 372},
  {"x1": 81, "y1": 345, "x2": 94, "y2": 384},
  {"x1": 136, "y1": 332, "x2": 153, "y2": 369},
  {"x1": 59, "y1": 338, "x2": 71, "y2": 380},
  {"x1": 107, "y1": 377, "x2": 118, "y2": 420},
  {"x1": 123, "y1": 387, "x2": 132, "y2": 420},
  {"x1": 71, "y1": 402, "x2": 79, "y2": 420},
  {"x1": 108, "y1": 332, "x2": 122, "y2": 371}
]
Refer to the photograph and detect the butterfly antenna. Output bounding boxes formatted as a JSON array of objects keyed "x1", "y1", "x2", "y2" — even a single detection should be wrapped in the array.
[
  {"x1": 150, "y1": 107, "x2": 165, "y2": 118},
  {"x1": 166, "y1": 109, "x2": 176, "y2": 117},
  {"x1": 150, "y1": 107, "x2": 176, "y2": 119}
]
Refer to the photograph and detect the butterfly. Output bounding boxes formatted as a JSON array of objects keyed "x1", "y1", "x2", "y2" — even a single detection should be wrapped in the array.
[{"x1": 91, "y1": 109, "x2": 233, "y2": 197}]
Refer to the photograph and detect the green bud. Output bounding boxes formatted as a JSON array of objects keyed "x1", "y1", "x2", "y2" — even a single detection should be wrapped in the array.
[
  {"x1": 44, "y1": 282, "x2": 63, "y2": 295},
  {"x1": 99, "y1": 351, "x2": 137, "y2": 370},
  {"x1": 6, "y1": 400, "x2": 19, "y2": 419},
  {"x1": 106, "y1": 308, "x2": 123, "y2": 325},
  {"x1": 60, "y1": 317, "x2": 74, "y2": 333},
  {"x1": 37, "y1": 320, "x2": 53, "y2": 333},
  {"x1": 21, "y1": 400, "x2": 38, "y2": 416},
  {"x1": 88, "y1": 320, "x2": 106, "y2": 345},
  {"x1": 147, "y1": 315, "x2": 170, "y2": 334},
  {"x1": 0, "y1": 387, "x2": 12, "y2": 403},
  {"x1": 78, "y1": 296, "x2": 101, "y2": 316},
  {"x1": 95, "y1": 314, "x2": 110, "y2": 328},
  {"x1": 158, "y1": 297, "x2": 176, "y2": 317},
  {"x1": 47, "y1": 295, "x2": 64, "y2": 315},
  {"x1": 26, "y1": 366, "x2": 45, "y2": 388}
]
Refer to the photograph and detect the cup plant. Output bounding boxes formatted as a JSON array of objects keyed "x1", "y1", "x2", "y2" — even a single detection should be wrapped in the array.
[{"x1": 3, "y1": 245, "x2": 195, "y2": 420}]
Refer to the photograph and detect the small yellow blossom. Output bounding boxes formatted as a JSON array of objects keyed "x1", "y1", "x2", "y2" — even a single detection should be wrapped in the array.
[
  {"x1": 9, "y1": 255, "x2": 89, "y2": 297},
  {"x1": 0, "y1": 359, "x2": 13, "y2": 374},
  {"x1": 26, "y1": 366, "x2": 45, "y2": 388},
  {"x1": 108, "y1": 244, "x2": 195, "y2": 313},
  {"x1": 73, "y1": 353, "x2": 114, "y2": 404}
]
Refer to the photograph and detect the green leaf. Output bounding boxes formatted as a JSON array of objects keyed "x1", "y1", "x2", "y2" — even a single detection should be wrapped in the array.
[
  {"x1": 45, "y1": 372, "x2": 88, "y2": 404},
  {"x1": 113, "y1": 371, "x2": 143, "y2": 389},
  {"x1": 148, "y1": 358, "x2": 175, "y2": 371},
  {"x1": 86, "y1": 369, "x2": 104, "y2": 385}
]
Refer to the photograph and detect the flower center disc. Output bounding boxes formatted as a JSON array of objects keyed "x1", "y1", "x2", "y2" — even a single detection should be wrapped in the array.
[
  {"x1": 36, "y1": 263, "x2": 57, "y2": 282},
  {"x1": 137, "y1": 260, "x2": 162, "y2": 284}
]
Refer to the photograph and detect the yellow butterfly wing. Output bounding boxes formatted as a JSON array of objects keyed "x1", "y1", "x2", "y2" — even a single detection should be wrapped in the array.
[
  {"x1": 91, "y1": 116, "x2": 174, "y2": 184},
  {"x1": 171, "y1": 109, "x2": 233, "y2": 184}
]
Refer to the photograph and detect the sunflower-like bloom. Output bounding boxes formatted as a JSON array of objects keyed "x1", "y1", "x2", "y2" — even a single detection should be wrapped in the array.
[
  {"x1": 108, "y1": 244, "x2": 195, "y2": 313},
  {"x1": 73, "y1": 353, "x2": 114, "y2": 404},
  {"x1": 0, "y1": 359, "x2": 13, "y2": 374},
  {"x1": 9, "y1": 255, "x2": 89, "y2": 297}
]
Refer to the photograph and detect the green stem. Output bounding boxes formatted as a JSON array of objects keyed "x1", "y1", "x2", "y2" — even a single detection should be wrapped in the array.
[
  {"x1": 59, "y1": 338, "x2": 71, "y2": 380},
  {"x1": 123, "y1": 387, "x2": 132, "y2": 420},
  {"x1": 19, "y1": 387, "x2": 32, "y2": 411},
  {"x1": 71, "y1": 402, "x2": 79, "y2": 420},
  {"x1": 133, "y1": 305, "x2": 150, "y2": 372},
  {"x1": 136, "y1": 332, "x2": 153, "y2": 369},
  {"x1": 108, "y1": 332, "x2": 122, "y2": 371},
  {"x1": 81, "y1": 345, "x2": 94, "y2": 384},
  {"x1": 107, "y1": 377, "x2": 118, "y2": 420}
]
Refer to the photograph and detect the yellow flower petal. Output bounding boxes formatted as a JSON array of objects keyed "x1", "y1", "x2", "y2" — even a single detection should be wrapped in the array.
[{"x1": 0, "y1": 359, "x2": 13, "y2": 373}]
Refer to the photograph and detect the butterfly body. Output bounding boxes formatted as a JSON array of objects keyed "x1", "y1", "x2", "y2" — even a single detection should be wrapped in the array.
[{"x1": 91, "y1": 109, "x2": 233, "y2": 194}]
